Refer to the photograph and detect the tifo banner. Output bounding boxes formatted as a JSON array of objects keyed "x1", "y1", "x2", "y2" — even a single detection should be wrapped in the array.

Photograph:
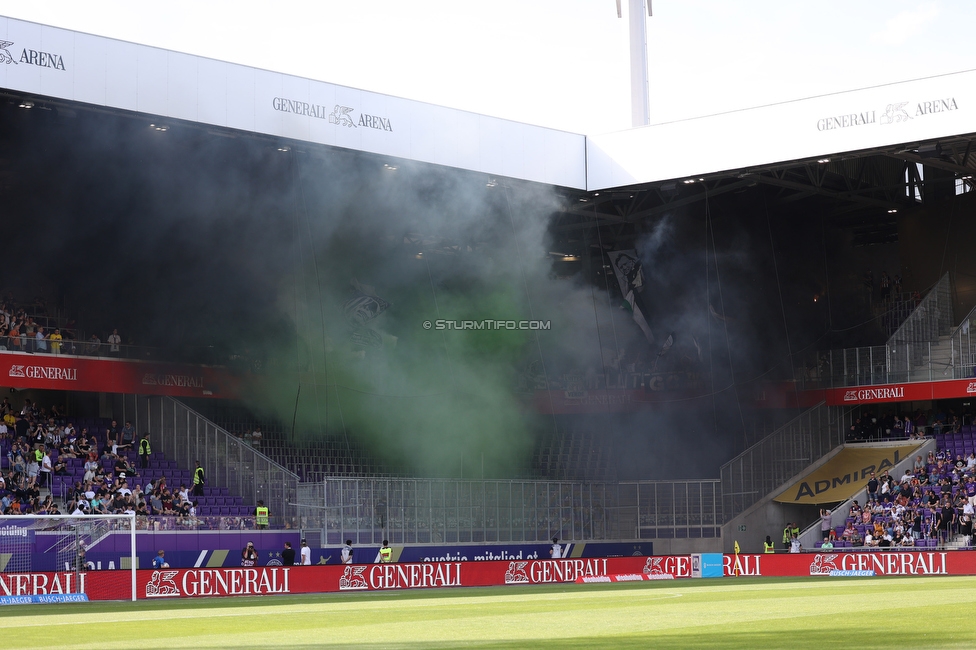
[
  {"x1": 607, "y1": 250, "x2": 654, "y2": 346},
  {"x1": 0, "y1": 352, "x2": 240, "y2": 398},
  {"x1": 772, "y1": 444, "x2": 922, "y2": 504}
]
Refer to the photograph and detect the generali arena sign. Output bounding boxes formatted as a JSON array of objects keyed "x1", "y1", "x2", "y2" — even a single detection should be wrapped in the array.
[
  {"x1": 814, "y1": 378, "x2": 976, "y2": 406},
  {"x1": 8, "y1": 552, "x2": 976, "y2": 600},
  {"x1": 0, "y1": 352, "x2": 240, "y2": 399}
]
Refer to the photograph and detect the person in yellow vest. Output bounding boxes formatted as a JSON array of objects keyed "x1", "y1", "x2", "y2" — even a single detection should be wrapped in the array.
[
  {"x1": 379, "y1": 540, "x2": 393, "y2": 563},
  {"x1": 254, "y1": 500, "x2": 270, "y2": 529},
  {"x1": 192, "y1": 460, "x2": 205, "y2": 497},
  {"x1": 782, "y1": 523, "x2": 793, "y2": 550},
  {"x1": 763, "y1": 536, "x2": 775, "y2": 553},
  {"x1": 139, "y1": 433, "x2": 151, "y2": 469}
]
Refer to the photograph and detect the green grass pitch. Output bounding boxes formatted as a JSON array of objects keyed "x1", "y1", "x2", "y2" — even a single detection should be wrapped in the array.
[{"x1": 4, "y1": 576, "x2": 975, "y2": 649}]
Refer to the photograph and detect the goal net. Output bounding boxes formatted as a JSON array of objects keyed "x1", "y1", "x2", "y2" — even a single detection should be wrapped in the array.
[{"x1": 0, "y1": 514, "x2": 136, "y2": 602}]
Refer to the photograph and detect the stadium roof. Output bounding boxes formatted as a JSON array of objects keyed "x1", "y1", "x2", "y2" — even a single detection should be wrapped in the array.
[{"x1": 3, "y1": 14, "x2": 976, "y2": 242}]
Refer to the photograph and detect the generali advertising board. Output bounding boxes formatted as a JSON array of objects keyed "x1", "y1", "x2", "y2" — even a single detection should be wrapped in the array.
[
  {"x1": 7, "y1": 552, "x2": 976, "y2": 600},
  {"x1": 0, "y1": 353, "x2": 240, "y2": 398}
]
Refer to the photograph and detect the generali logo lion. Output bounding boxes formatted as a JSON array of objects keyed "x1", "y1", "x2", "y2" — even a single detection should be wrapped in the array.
[
  {"x1": 504, "y1": 561, "x2": 529, "y2": 584},
  {"x1": 809, "y1": 554, "x2": 840, "y2": 576},
  {"x1": 643, "y1": 557, "x2": 665, "y2": 575},
  {"x1": 146, "y1": 570, "x2": 181, "y2": 597},
  {"x1": 338, "y1": 565, "x2": 368, "y2": 590}
]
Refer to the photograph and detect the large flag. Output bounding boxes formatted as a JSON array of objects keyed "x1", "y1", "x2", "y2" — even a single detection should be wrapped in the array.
[
  {"x1": 608, "y1": 250, "x2": 654, "y2": 345},
  {"x1": 342, "y1": 283, "x2": 391, "y2": 327}
]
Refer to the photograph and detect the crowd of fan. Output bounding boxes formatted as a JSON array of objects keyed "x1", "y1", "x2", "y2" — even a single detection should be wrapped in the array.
[
  {"x1": 0, "y1": 299, "x2": 123, "y2": 355},
  {"x1": 0, "y1": 399, "x2": 199, "y2": 521},
  {"x1": 847, "y1": 407, "x2": 965, "y2": 442},
  {"x1": 817, "y1": 449, "x2": 976, "y2": 549}
]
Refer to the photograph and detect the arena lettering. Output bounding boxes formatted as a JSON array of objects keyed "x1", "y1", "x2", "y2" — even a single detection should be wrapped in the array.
[
  {"x1": 0, "y1": 572, "x2": 83, "y2": 596},
  {"x1": 368, "y1": 563, "x2": 462, "y2": 589},
  {"x1": 19, "y1": 49, "x2": 66, "y2": 70},
  {"x1": 181, "y1": 568, "x2": 290, "y2": 596},
  {"x1": 527, "y1": 559, "x2": 609, "y2": 583},
  {"x1": 916, "y1": 98, "x2": 958, "y2": 116},
  {"x1": 358, "y1": 114, "x2": 393, "y2": 131}
]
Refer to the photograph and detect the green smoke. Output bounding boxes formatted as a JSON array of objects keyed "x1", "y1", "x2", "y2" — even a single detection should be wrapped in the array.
[{"x1": 243, "y1": 164, "x2": 559, "y2": 478}]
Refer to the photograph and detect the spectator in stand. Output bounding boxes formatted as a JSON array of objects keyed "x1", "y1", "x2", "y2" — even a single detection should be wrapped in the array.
[
  {"x1": 85, "y1": 334, "x2": 101, "y2": 355},
  {"x1": 39, "y1": 447, "x2": 52, "y2": 488},
  {"x1": 118, "y1": 421, "x2": 136, "y2": 452},
  {"x1": 842, "y1": 521, "x2": 856, "y2": 541},
  {"x1": 35, "y1": 327, "x2": 47, "y2": 353},
  {"x1": 107, "y1": 329, "x2": 122, "y2": 356},
  {"x1": 819, "y1": 508, "x2": 832, "y2": 538},
  {"x1": 49, "y1": 328, "x2": 62, "y2": 355},
  {"x1": 867, "y1": 472, "x2": 879, "y2": 502},
  {"x1": 251, "y1": 425, "x2": 263, "y2": 450},
  {"x1": 914, "y1": 455, "x2": 926, "y2": 474}
]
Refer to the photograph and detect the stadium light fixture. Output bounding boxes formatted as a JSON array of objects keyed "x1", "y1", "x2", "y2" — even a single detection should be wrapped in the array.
[
  {"x1": 277, "y1": 145, "x2": 290, "y2": 152},
  {"x1": 18, "y1": 100, "x2": 33, "y2": 109},
  {"x1": 486, "y1": 179, "x2": 497, "y2": 187},
  {"x1": 887, "y1": 209, "x2": 898, "y2": 214},
  {"x1": 384, "y1": 163, "x2": 398, "y2": 171},
  {"x1": 818, "y1": 158, "x2": 831, "y2": 164},
  {"x1": 149, "y1": 123, "x2": 168, "y2": 132}
]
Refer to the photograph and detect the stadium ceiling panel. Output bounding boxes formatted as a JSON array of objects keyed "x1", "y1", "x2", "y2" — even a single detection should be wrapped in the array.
[
  {"x1": 2, "y1": 13, "x2": 975, "y2": 220},
  {"x1": 0, "y1": 16, "x2": 586, "y2": 190}
]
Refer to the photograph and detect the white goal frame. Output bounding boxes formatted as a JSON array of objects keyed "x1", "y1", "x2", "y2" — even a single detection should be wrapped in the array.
[{"x1": 0, "y1": 513, "x2": 137, "y2": 602}]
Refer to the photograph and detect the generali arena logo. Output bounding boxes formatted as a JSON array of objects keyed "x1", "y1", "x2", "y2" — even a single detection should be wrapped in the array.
[
  {"x1": 0, "y1": 39, "x2": 66, "y2": 69},
  {"x1": 8, "y1": 364, "x2": 77, "y2": 381},
  {"x1": 272, "y1": 97, "x2": 394, "y2": 132}
]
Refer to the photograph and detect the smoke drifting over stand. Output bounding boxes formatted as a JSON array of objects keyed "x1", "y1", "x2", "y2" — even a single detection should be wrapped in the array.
[{"x1": 1, "y1": 100, "x2": 843, "y2": 481}]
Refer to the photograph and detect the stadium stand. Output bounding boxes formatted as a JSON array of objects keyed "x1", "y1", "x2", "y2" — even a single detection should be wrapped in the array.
[{"x1": 0, "y1": 401, "x2": 257, "y2": 527}]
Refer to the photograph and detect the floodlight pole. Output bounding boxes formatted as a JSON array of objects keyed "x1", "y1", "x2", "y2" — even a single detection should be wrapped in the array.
[{"x1": 616, "y1": 0, "x2": 652, "y2": 127}]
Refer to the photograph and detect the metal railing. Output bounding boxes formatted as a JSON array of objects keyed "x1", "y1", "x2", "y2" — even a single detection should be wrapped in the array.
[
  {"x1": 296, "y1": 478, "x2": 615, "y2": 545},
  {"x1": 119, "y1": 395, "x2": 299, "y2": 528},
  {"x1": 720, "y1": 402, "x2": 846, "y2": 520},
  {"x1": 944, "y1": 302, "x2": 976, "y2": 380},
  {"x1": 793, "y1": 274, "x2": 958, "y2": 388},
  {"x1": 616, "y1": 480, "x2": 722, "y2": 540}
]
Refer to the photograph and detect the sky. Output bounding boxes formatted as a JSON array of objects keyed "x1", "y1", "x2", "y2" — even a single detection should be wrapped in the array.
[{"x1": 1, "y1": 0, "x2": 975, "y2": 134}]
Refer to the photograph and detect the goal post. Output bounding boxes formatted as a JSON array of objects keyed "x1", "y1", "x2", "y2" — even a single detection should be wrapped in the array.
[{"x1": 0, "y1": 513, "x2": 137, "y2": 602}]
